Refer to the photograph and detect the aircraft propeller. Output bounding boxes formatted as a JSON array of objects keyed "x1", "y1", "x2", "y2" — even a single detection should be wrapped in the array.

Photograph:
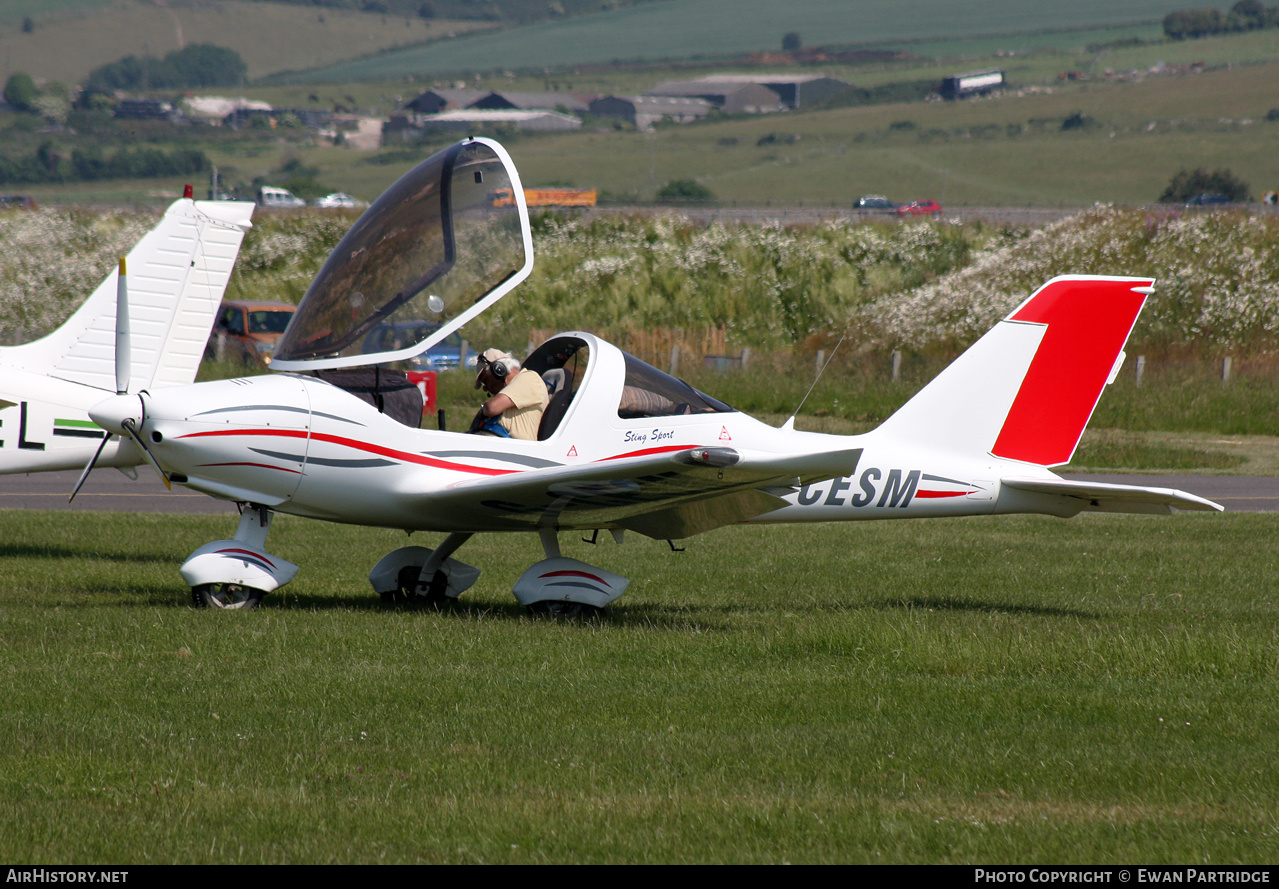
[{"x1": 70, "y1": 257, "x2": 171, "y2": 501}]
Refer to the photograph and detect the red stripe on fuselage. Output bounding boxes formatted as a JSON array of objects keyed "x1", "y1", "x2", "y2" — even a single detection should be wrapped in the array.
[
  {"x1": 178, "y1": 428, "x2": 517, "y2": 476},
  {"x1": 914, "y1": 489, "x2": 971, "y2": 499},
  {"x1": 992, "y1": 278, "x2": 1149, "y2": 467},
  {"x1": 177, "y1": 430, "x2": 704, "y2": 476}
]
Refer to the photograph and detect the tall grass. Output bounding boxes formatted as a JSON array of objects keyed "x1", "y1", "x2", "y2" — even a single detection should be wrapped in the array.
[{"x1": 7, "y1": 205, "x2": 1279, "y2": 440}]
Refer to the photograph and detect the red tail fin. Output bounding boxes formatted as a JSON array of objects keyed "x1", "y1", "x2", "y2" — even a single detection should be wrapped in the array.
[
  {"x1": 873, "y1": 276, "x2": 1151, "y2": 467},
  {"x1": 991, "y1": 276, "x2": 1150, "y2": 466}
]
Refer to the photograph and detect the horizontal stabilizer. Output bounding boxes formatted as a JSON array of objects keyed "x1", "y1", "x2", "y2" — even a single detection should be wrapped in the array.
[{"x1": 1001, "y1": 477, "x2": 1223, "y2": 515}]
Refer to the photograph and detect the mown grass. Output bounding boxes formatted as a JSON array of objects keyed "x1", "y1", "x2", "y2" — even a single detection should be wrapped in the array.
[{"x1": 1, "y1": 509, "x2": 1276, "y2": 862}]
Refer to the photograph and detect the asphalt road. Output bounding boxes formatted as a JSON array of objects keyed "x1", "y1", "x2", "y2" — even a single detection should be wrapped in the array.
[{"x1": 2, "y1": 470, "x2": 1277, "y2": 514}]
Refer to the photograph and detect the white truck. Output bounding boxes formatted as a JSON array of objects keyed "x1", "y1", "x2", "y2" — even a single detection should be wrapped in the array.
[{"x1": 257, "y1": 186, "x2": 306, "y2": 209}]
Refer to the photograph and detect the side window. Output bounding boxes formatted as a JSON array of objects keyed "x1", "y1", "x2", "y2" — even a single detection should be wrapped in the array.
[
  {"x1": 222, "y1": 307, "x2": 245, "y2": 335},
  {"x1": 616, "y1": 353, "x2": 734, "y2": 419}
]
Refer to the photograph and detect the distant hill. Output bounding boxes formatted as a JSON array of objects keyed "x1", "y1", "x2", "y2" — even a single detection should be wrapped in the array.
[
  {"x1": 0, "y1": 0, "x2": 488, "y2": 86},
  {"x1": 238, "y1": 0, "x2": 668, "y2": 25},
  {"x1": 276, "y1": 0, "x2": 1184, "y2": 83}
]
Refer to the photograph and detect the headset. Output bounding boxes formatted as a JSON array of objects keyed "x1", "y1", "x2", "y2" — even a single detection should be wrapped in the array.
[{"x1": 479, "y1": 354, "x2": 514, "y2": 382}]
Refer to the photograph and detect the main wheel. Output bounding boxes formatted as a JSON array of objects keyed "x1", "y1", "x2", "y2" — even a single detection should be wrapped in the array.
[
  {"x1": 191, "y1": 583, "x2": 265, "y2": 610},
  {"x1": 526, "y1": 600, "x2": 603, "y2": 618}
]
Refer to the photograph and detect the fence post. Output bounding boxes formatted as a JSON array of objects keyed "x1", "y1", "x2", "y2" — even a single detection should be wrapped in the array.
[
  {"x1": 668, "y1": 344, "x2": 679, "y2": 375},
  {"x1": 460, "y1": 340, "x2": 469, "y2": 370},
  {"x1": 740, "y1": 347, "x2": 751, "y2": 369},
  {"x1": 815, "y1": 349, "x2": 825, "y2": 374},
  {"x1": 1222, "y1": 355, "x2": 1232, "y2": 386},
  {"x1": 1135, "y1": 354, "x2": 1145, "y2": 387},
  {"x1": 891, "y1": 350, "x2": 902, "y2": 382}
]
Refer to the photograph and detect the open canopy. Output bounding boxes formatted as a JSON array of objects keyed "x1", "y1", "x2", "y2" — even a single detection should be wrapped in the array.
[{"x1": 271, "y1": 138, "x2": 532, "y2": 371}]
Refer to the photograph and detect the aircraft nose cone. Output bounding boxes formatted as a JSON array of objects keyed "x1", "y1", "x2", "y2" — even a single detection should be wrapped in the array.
[{"x1": 89, "y1": 393, "x2": 144, "y2": 436}]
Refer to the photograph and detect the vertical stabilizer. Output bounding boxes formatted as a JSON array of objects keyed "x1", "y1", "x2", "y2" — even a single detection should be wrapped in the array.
[
  {"x1": 873, "y1": 276, "x2": 1151, "y2": 467},
  {"x1": 0, "y1": 198, "x2": 254, "y2": 393}
]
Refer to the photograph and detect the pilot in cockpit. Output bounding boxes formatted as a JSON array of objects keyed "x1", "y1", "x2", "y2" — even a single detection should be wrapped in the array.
[{"x1": 469, "y1": 349, "x2": 549, "y2": 440}]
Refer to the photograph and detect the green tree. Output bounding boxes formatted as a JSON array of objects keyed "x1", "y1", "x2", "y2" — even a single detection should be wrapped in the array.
[
  {"x1": 782, "y1": 31, "x2": 802, "y2": 51},
  {"x1": 1159, "y1": 167, "x2": 1252, "y2": 203},
  {"x1": 84, "y1": 44, "x2": 246, "y2": 91},
  {"x1": 655, "y1": 179, "x2": 715, "y2": 204},
  {"x1": 1229, "y1": 0, "x2": 1267, "y2": 27},
  {"x1": 1163, "y1": 7, "x2": 1226, "y2": 38},
  {"x1": 3, "y1": 73, "x2": 39, "y2": 113}
]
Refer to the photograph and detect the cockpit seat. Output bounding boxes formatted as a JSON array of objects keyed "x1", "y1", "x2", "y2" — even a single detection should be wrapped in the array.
[
  {"x1": 538, "y1": 387, "x2": 574, "y2": 440},
  {"x1": 542, "y1": 367, "x2": 567, "y2": 396}
]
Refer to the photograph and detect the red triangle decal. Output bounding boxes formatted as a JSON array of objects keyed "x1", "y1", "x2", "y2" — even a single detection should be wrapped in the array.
[
  {"x1": 719, "y1": 426, "x2": 732, "y2": 441},
  {"x1": 567, "y1": 445, "x2": 578, "y2": 457}
]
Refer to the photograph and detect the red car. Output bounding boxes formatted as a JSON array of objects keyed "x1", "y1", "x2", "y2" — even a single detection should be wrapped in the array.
[{"x1": 896, "y1": 200, "x2": 943, "y2": 218}]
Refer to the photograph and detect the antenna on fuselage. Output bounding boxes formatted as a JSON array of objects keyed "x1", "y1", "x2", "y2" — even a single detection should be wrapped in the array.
[{"x1": 781, "y1": 331, "x2": 848, "y2": 431}]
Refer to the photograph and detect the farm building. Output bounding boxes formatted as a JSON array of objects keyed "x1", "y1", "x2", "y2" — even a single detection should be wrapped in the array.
[
  {"x1": 588, "y1": 95, "x2": 713, "y2": 130},
  {"x1": 402, "y1": 89, "x2": 487, "y2": 114},
  {"x1": 667, "y1": 74, "x2": 851, "y2": 108},
  {"x1": 468, "y1": 91, "x2": 591, "y2": 113},
  {"x1": 644, "y1": 79, "x2": 785, "y2": 114},
  {"x1": 938, "y1": 69, "x2": 1005, "y2": 99},
  {"x1": 384, "y1": 109, "x2": 583, "y2": 139},
  {"x1": 403, "y1": 89, "x2": 590, "y2": 114}
]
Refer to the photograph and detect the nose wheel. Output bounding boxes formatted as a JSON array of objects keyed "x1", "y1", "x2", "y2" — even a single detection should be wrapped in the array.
[
  {"x1": 191, "y1": 583, "x2": 266, "y2": 610},
  {"x1": 181, "y1": 506, "x2": 298, "y2": 610}
]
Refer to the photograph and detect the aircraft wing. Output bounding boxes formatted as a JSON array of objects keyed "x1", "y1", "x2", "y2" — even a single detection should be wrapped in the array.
[
  {"x1": 1001, "y1": 477, "x2": 1223, "y2": 515},
  {"x1": 428, "y1": 445, "x2": 862, "y2": 538}
]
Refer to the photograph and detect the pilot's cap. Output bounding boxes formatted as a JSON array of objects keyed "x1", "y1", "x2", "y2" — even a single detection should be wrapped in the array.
[{"x1": 479, "y1": 348, "x2": 514, "y2": 367}]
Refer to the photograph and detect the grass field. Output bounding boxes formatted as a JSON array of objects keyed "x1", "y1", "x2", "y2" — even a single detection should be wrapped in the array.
[
  {"x1": 1, "y1": 509, "x2": 1276, "y2": 863},
  {"x1": 283, "y1": 0, "x2": 1180, "y2": 83},
  {"x1": 26, "y1": 54, "x2": 1278, "y2": 210},
  {"x1": 0, "y1": 0, "x2": 487, "y2": 86}
]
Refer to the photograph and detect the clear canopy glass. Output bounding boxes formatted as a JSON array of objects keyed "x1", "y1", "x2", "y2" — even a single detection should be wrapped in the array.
[{"x1": 272, "y1": 138, "x2": 532, "y2": 370}]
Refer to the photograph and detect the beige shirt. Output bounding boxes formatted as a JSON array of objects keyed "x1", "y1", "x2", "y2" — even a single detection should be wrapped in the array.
[{"x1": 498, "y1": 369, "x2": 550, "y2": 440}]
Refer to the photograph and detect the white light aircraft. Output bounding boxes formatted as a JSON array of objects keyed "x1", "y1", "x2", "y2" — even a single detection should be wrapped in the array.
[
  {"x1": 0, "y1": 193, "x2": 254, "y2": 485},
  {"x1": 75, "y1": 139, "x2": 1218, "y2": 612}
]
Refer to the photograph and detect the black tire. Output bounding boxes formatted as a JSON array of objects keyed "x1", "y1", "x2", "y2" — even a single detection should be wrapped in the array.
[
  {"x1": 191, "y1": 583, "x2": 265, "y2": 610},
  {"x1": 382, "y1": 566, "x2": 449, "y2": 605},
  {"x1": 526, "y1": 600, "x2": 603, "y2": 618}
]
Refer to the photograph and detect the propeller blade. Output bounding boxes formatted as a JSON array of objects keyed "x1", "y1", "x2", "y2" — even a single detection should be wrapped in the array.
[
  {"x1": 115, "y1": 257, "x2": 131, "y2": 395},
  {"x1": 68, "y1": 433, "x2": 113, "y2": 503},
  {"x1": 121, "y1": 417, "x2": 171, "y2": 491}
]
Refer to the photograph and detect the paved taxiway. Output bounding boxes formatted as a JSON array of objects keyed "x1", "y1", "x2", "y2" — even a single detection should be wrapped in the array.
[{"x1": 2, "y1": 471, "x2": 1277, "y2": 514}]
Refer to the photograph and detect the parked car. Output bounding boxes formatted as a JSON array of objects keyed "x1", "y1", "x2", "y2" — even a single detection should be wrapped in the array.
[
  {"x1": 0, "y1": 195, "x2": 37, "y2": 210},
  {"x1": 896, "y1": 199, "x2": 943, "y2": 218},
  {"x1": 362, "y1": 321, "x2": 476, "y2": 372},
  {"x1": 1185, "y1": 193, "x2": 1232, "y2": 208},
  {"x1": 312, "y1": 192, "x2": 361, "y2": 209},
  {"x1": 256, "y1": 186, "x2": 306, "y2": 209},
  {"x1": 206, "y1": 300, "x2": 296, "y2": 366},
  {"x1": 856, "y1": 195, "x2": 896, "y2": 211}
]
